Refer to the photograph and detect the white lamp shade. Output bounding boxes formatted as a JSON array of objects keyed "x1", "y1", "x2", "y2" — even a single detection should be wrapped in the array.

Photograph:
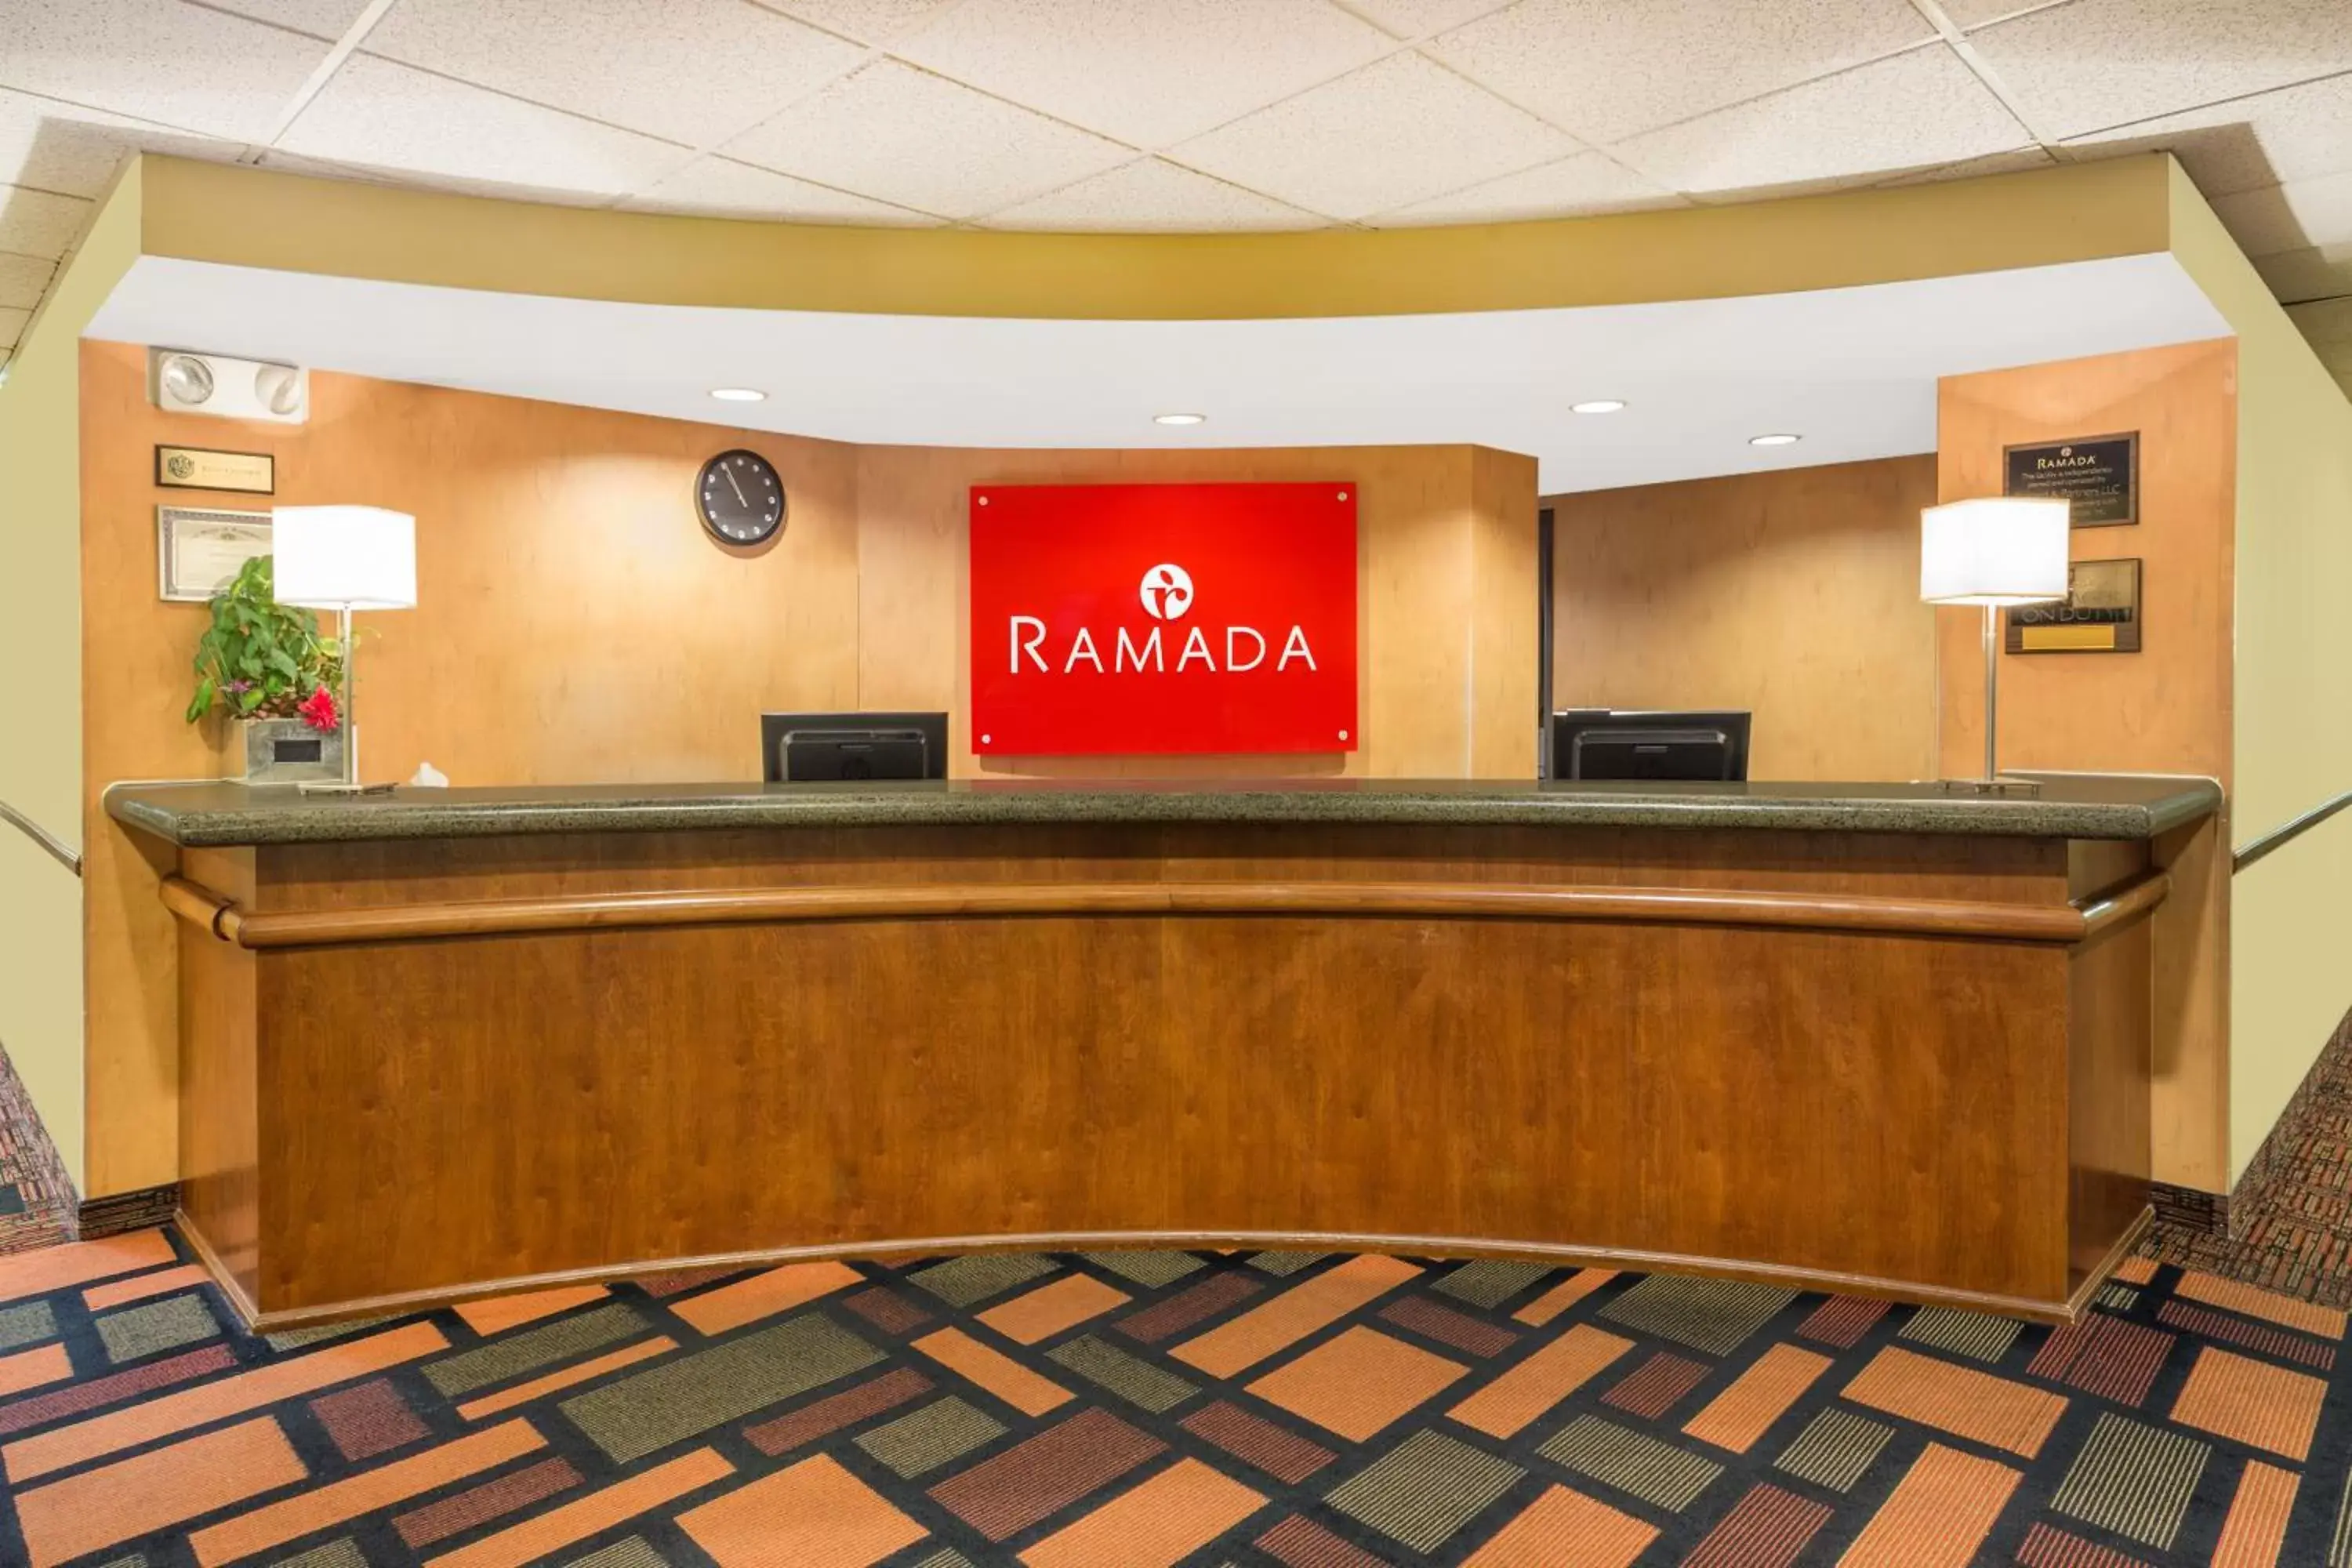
[
  {"x1": 1919, "y1": 497, "x2": 2071, "y2": 607},
  {"x1": 272, "y1": 506, "x2": 416, "y2": 610}
]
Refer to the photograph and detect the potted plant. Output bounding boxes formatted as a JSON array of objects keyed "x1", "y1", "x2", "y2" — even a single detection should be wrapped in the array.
[{"x1": 185, "y1": 555, "x2": 347, "y2": 782}]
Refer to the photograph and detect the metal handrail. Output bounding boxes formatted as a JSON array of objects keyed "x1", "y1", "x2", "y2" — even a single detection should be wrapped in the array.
[
  {"x1": 0, "y1": 798, "x2": 79, "y2": 877},
  {"x1": 2234, "y1": 788, "x2": 2352, "y2": 873}
]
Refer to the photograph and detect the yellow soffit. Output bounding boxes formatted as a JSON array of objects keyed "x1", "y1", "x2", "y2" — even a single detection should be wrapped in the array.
[{"x1": 131, "y1": 152, "x2": 2177, "y2": 322}]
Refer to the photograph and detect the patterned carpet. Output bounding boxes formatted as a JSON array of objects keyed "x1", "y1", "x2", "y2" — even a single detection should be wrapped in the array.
[{"x1": 3, "y1": 1233, "x2": 2351, "y2": 1566}]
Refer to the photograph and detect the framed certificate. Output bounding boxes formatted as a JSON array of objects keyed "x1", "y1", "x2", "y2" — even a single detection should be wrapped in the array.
[{"x1": 158, "y1": 506, "x2": 270, "y2": 602}]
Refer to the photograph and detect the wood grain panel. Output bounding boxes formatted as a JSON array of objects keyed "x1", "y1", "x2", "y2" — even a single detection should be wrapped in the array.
[
  {"x1": 248, "y1": 904, "x2": 2074, "y2": 1315},
  {"x1": 1548, "y1": 456, "x2": 1940, "y2": 782},
  {"x1": 152, "y1": 822, "x2": 2159, "y2": 1322},
  {"x1": 1936, "y1": 340, "x2": 2236, "y2": 1193},
  {"x1": 177, "y1": 848, "x2": 259, "y2": 1309}
]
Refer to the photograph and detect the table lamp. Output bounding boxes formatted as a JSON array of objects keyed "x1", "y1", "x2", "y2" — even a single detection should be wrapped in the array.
[
  {"x1": 272, "y1": 505, "x2": 416, "y2": 794},
  {"x1": 1920, "y1": 496, "x2": 2070, "y2": 794}
]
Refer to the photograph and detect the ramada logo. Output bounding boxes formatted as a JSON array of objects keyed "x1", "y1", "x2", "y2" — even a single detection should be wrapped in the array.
[
  {"x1": 1009, "y1": 564, "x2": 1319, "y2": 676},
  {"x1": 1139, "y1": 563, "x2": 1192, "y2": 620}
]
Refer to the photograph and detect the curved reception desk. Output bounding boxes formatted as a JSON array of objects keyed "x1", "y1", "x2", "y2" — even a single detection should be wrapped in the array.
[{"x1": 108, "y1": 775, "x2": 2219, "y2": 1330}]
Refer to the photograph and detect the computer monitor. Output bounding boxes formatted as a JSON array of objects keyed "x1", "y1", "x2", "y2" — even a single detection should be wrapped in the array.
[
  {"x1": 760, "y1": 712, "x2": 949, "y2": 783},
  {"x1": 1550, "y1": 709, "x2": 1751, "y2": 782}
]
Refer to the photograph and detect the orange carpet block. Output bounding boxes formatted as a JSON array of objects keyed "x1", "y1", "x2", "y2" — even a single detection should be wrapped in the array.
[
  {"x1": 0, "y1": 1229, "x2": 175, "y2": 1306},
  {"x1": 188, "y1": 1418, "x2": 544, "y2": 1566},
  {"x1": 1513, "y1": 1269, "x2": 1617, "y2": 1327},
  {"x1": 1173, "y1": 1254, "x2": 1420, "y2": 1378},
  {"x1": 14, "y1": 1415, "x2": 306, "y2": 1568},
  {"x1": 978, "y1": 1274, "x2": 1132, "y2": 1345},
  {"x1": 1450, "y1": 1323, "x2": 1634, "y2": 1439},
  {"x1": 454, "y1": 1285, "x2": 608, "y2": 1337},
  {"x1": 678, "y1": 1452, "x2": 927, "y2": 1568},
  {"x1": 1838, "y1": 1442, "x2": 2019, "y2": 1568},
  {"x1": 913, "y1": 1327, "x2": 1074, "y2": 1417},
  {"x1": 1247, "y1": 1327, "x2": 1468, "y2": 1442},
  {"x1": 1682, "y1": 1343, "x2": 1831, "y2": 1453},
  {"x1": 2175, "y1": 1273, "x2": 2347, "y2": 1339},
  {"x1": 2171, "y1": 1347, "x2": 2328, "y2": 1461},
  {"x1": 83, "y1": 1263, "x2": 212, "y2": 1312},
  {"x1": 670, "y1": 1261, "x2": 865, "y2": 1337},
  {"x1": 2211, "y1": 1460, "x2": 2298, "y2": 1568},
  {"x1": 3, "y1": 1319, "x2": 450, "y2": 1483},
  {"x1": 1461, "y1": 1482, "x2": 1658, "y2": 1567},
  {"x1": 426, "y1": 1447, "x2": 733, "y2": 1568},
  {"x1": 1840, "y1": 1346, "x2": 2066, "y2": 1459},
  {"x1": 0, "y1": 1342, "x2": 72, "y2": 1398},
  {"x1": 1020, "y1": 1457, "x2": 1265, "y2": 1567}
]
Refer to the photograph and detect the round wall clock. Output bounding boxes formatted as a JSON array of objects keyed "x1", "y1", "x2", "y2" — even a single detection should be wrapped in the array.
[{"x1": 697, "y1": 449, "x2": 786, "y2": 546}]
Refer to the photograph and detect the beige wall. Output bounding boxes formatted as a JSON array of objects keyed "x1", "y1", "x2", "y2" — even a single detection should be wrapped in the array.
[
  {"x1": 80, "y1": 343, "x2": 1538, "y2": 1194},
  {"x1": 1547, "y1": 456, "x2": 1940, "y2": 782},
  {"x1": 2171, "y1": 167, "x2": 2352, "y2": 1185},
  {"x1": 0, "y1": 164, "x2": 142, "y2": 1193}
]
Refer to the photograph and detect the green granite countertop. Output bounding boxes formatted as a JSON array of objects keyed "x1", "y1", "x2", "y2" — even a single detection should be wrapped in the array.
[{"x1": 106, "y1": 774, "x2": 2222, "y2": 848}]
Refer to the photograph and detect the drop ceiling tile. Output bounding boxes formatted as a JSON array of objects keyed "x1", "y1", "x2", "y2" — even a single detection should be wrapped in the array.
[
  {"x1": 198, "y1": 0, "x2": 381, "y2": 39},
  {"x1": 2288, "y1": 295, "x2": 2352, "y2": 351},
  {"x1": 1428, "y1": 0, "x2": 1937, "y2": 145},
  {"x1": 1168, "y1": 51, "x2": 1579, "y2": 221},
  {"x1": 1969, "y1": 0, "x2": 2352, "y2": 142},
  {"x1": 896, "y1": 0, "x2": 1390, "y2": 147},
  {"x1": 1940, "y1": 0, "x2": 2071, "y2": 27},
  {"x1": 363, "y1": 0, "x2": 868, "y2": 150},
  {"x1": 1871, "y1": 146, "x2": 2059, "y2": 187},
  {"x1": 276, "y1": 54, "x2": 687, "y2": 201},
  {"x1": 0, "y1": 0, "x2": 332, "y2": 143},
  {"x1": 0, "y1": 85, "x2": 247, "y2": 198},
  {"x1": 619, "y1": 154, "x2": 936, "y2": 223},
  {"x1": 982, "y1": 156, "x2": 1323, "y2": 230},
  {"x1": 752, "y1": 0, "x2": 961, "y2": 45},
  {"x1": 2254, "y1": 243, "x2": 2352, "y2": 304},
  {"x1": 724, "y1": 60, "x2": 1131, "y2": 220},
  {"x1": 0, "y1": 185, "x2": 93, "y2": 259},
  {"x1": 2211, "y1": 169, "x2": 2352, "y2": 260},
  {"x1": 1370, "y1": 150, "x2": 1681, "y2": 225},
  {"x1": 2063, "y1": 70, "x2": 2352, "y2": 198},
  {"x1": 0, "y1": 252, "x2": 54, "y2": 310},
  {"x1": 1336, "y1": 0, "x2": 1523, "y2": 39},
  {"x1": 0, "y1": 307, "x2": 28, "y2": 349},
  {"x1": 1616, "y1": 46, "x2": 2031, "y2": 198}
]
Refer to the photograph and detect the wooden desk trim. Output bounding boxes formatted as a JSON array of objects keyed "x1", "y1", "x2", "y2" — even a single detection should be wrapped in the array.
[{"x1": 161, "y1": 869, "x2": 2168, "y2": 948}]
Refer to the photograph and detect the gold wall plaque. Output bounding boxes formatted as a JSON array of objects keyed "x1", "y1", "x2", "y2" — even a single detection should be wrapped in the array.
[
  {"x1": 2006, "y1": 557, "x2": 2141, "y2": 654},
  {"x1": 155, "y1": 445, "x2": 274, "y2": 495}
]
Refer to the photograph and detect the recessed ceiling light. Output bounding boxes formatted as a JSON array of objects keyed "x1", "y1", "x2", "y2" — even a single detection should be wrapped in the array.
[
  {"x1": 1570, "y1": 399, "x2": 1626, "y2": 415},
  {"x1": 710, "y1": 387, "x2": 766, "y2": 403},
  {"x1": 1749, "y1": 433, "x2": 1802, "y2": 447},
  {"x1": 1154, "y1": 412, "x2": 1207, "y2": 426}
]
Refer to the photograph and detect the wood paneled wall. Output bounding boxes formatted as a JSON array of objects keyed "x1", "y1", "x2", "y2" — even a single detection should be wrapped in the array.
[
  {"x1": 1547, "y1": 456, "x2": 1941, "y2": 782},
  {"x1": 1936, "y1": 339, "x2": 2238, "y2": 1194},
  {"x1": 854, "y1": 442, "x2": 1536, "y2": 779},
  {"x1": 78, "y1": 341, "x2": 1537, "y2": 1195}
]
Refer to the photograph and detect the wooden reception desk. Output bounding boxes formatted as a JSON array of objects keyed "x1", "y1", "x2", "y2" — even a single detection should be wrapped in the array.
[{"x1": 110, "y1": 775, "x2": 2217, "y2": 1330}]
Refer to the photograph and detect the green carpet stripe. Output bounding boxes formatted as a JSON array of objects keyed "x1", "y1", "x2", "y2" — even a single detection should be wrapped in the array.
[
  {"x1": 1432, "y1": 1260, "x2": 1549, "y2": 1308},
  {"x1": 855, "y1": 1396, "x2": 1006, "y2": 1478},
  {"x1": 906, "y1": 1253, "x2": 1055, "y2": 1307},
  {"x1": 1773, "y1": 1407, "x2": 1893, "y2": 1494},
  {"x1": 1046, "y1": 1334, "x2": 1199, "y2": 1413},
  {"x1": 1900, "y1": 1306, "x2": 2024, "y2": 1363},
  {"x1": 1324, "y1": 1428, "x2": 1523, "y2": 1552},
  {"x1": 426, "y1": 1302, "x2": 647, "y2": 1397},
  {"x1": 2050, "y1": 1412, "x2": 2209, "y2": 1552},
  {"x1": 1599, "y1": 1276, "x2": 1796, "y2": 1356},
  {"x1": 96, "y1": 1294, "x2": 219, "y2": 1364},
  {"x1": 1539, "y1": 1413, "x2": 1722, "y2": 1512},
  {"x1": 561, "y1": 1312, "x2": 883, "y2": 1464},
  {"x1": 1081, "y1": 1250, "x2": 1205, "y2": 1287}
]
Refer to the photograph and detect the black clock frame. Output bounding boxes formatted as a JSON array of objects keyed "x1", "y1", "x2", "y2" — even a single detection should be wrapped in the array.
[{"x1": 696, "y1": 448, "x2": 787, "y2": 546}]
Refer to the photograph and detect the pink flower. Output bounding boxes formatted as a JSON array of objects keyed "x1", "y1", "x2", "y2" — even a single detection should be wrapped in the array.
[{"x1": 299, "y1": 686, "x2": 338, "y2": 733}]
